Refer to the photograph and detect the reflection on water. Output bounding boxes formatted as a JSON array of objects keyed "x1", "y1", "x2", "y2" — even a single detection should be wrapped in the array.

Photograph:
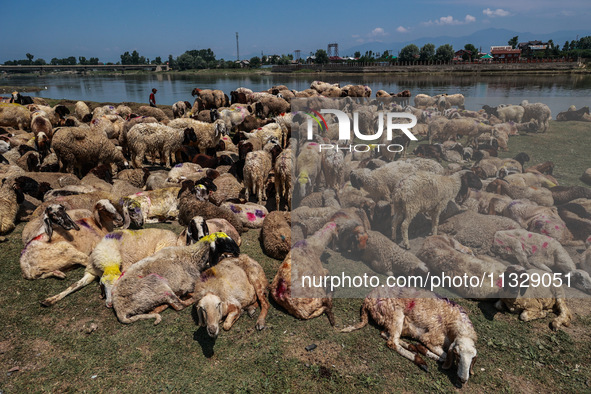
[{"x1": 3, "y1": 73, "x2": 591, "y2": 113}]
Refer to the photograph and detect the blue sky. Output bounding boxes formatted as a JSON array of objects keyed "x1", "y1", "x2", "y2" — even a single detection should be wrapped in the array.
[{"x1": 1, "y1": 0, "x2": 589, "y2": 63}]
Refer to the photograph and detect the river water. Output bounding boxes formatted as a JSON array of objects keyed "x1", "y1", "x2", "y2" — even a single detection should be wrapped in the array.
[{"x1": 3, "y1": 72, "x2": 591, "y2": 114}]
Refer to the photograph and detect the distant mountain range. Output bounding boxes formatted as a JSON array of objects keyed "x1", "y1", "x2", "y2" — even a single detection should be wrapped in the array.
[{"x1": 343, "y1": 28, "x2": 591, "y2": 57}]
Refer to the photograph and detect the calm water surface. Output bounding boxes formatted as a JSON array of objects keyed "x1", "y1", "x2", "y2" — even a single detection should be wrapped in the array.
[{"x1": 3, "y1": 73, "x2": 591, "y2": 114}]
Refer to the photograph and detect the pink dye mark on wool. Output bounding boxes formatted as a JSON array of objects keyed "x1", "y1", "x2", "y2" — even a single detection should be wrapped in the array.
[
  {"x1": 247, "y1": 212, "x2": 256, "y2": 221},
  {"x1": 542, "y1": 242, "x2": 549, "y2": 249},
  {"x1": 531, "y1": 245, "x2": 538, "y2": 254},
  {"x1": 528, "y1": 233, "x2": 533, "y2": 238}
]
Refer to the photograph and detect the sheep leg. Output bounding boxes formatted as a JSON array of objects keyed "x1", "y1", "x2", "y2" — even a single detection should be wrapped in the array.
[
  {"x1": 399, "y1": 216, "x2": 412, "y2": 250},
  {"x1": 391, "y1": 211, "x2": 403, "y2": 243},
  {"x1": 252, "y1": 283, "x2": 270, "y2": 331},
  {"x1": 430, "y1": 208, "x2": 442, "y2": 236},
  {"x1": 400, "y1": 341, "x2": 442, "y2": 362},
  {"x1": 118, "y1": 312, "x2": 163, "y2": 325},
  {"x1": 222, "y1": 303, "x2": 242, "y2": 331},
  {"x1": 41, "y1": 271, "x2": 98, "y2": 306},
  {"x1": 551, "y1": 299, "x2": 573, "y2": 330},
  {"x1": 39, "y1": 270, "x2": 67, "y2": 279},
  {"x1": 385, "y1": 318, "x2": 428, "y2": 371},
  {"x1": 519, "y1": 309, "x2": 548, "y2": 322},
  {"x1": 275, "y1": 183, "x2": 281, "y2": 210}
]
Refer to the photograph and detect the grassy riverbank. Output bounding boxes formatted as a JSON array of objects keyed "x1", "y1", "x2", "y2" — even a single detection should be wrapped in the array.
[{"x1": 1, "y1": 117, "x2": 591, "y2": 392}]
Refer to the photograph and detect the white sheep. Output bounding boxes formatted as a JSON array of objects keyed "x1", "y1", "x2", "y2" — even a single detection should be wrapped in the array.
[
  {"x1": 126, "y1": 122, "x2": 196, "y2": 168},
  {"x1": 111, "y1": 232, "x2": 240, "y2": 325},
  {"x1": 41, "y1": 228, "x2": 179, "y2": 307},
  {"x1": 52, "y1": 126, "x2": 128, "y2": 175},
  {"x1": 168, "y1": 118, "x2": 227, "y2": 153},
  {"x1": 0, "y1": 103, "x2": 31, "y2": 130},
  {"x1": 270, "y1": 221, "x2": 338, "y2": 325},
  {"x1": 391, "y1": 171, "x2": 482, "y2": 249},
  {"x1": 295, "y1": 141, "x2": 322, "y2": 198},
  {"x1": 172, "y1": 101, "x2": 192, "y2": 119},
  {"x1": 417, "y1": 234, "x2": 507, "y2": 298},
  {"x1": 120, "y1": 186, "x2": 181, "y2": 226},
  {"x1": 495, "y1": 266, "x2": 573, "y2": 330},
  {"x1": 354, "y1": 230, "x2": 429, "y2": 277},
  {"x1": 521, "y1": 100, "x2": 551, "y2": 132},
  {"x1": 221, "y1": 202, "x2": 268, "y2": 229},
  {"x1": 20, "y1": 200, "x2": 123, "y2": 280},
  {"x1": 193, "y1": 254, "x2": 270, "y2": 337},
  {"x1": 74, "y1": 101, "x2": 91, "y2": 121},
  {"x1": 274, "y1": 148, "x2": 292, "y2": 210},
  {"x1": 341, "y1": 286, "x2": 478, "y2": 384},
  {"x1": 243, "y1": 146, "x2": 274, "y2": 204}
]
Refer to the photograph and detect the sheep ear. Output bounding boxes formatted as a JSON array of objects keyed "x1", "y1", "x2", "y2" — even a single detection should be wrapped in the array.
[
  {"x1": 43, "y1": 213, "x2": 53, "y2": 241},
  {"x1": 197, "y1": 306, "x2": 205, "y2": 327},
  {"x1": 186, "y1": 222, "x2": 197, "y2": 245},
  {"x1": 469, "y1": 355, "x2": 477, "y2": 375},
  {"x1": 442, "y1": 342, "x2": 456, "y2": 369},
  {"x1": 203, "y1": 221, "x2": 210, "y2": 237},
  {"x1": 94, "y1": 206, "x2": 103, "y2": 229}
]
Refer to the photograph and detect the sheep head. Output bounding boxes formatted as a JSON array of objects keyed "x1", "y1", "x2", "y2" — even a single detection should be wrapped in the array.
[
  {"x1": 196, "y1": 292, "x2": 226, "y2": 338},
  {"x1": 214, "y1": 120, "x2": 227, "y2": 137},
  {"x1": 42, "y1": 204, "x2": 80, "y2": 240},
  {"x1": 442, "y1": 337, "x2": 477, "y2": 384},
  {"x1": 199, "y1": 232, "x2": 240, "y2": 266},
  {"x1": 121, "y1": 199, "x2": 143, "y2": 229},
  {"x1": 186, "y1": 216, "x2": 210, "y2": 245},
  {"x1": 94, "y1": 199, "x2": 124, "y2": 231}
]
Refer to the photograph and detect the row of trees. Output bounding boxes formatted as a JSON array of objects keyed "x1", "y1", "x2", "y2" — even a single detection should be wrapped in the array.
[
  {"x1": 508, "y1": 35, "x2": 591, "y2": 59},
  {"x1": 5, "y1": 36, "x2": 591, "y2": 69}
]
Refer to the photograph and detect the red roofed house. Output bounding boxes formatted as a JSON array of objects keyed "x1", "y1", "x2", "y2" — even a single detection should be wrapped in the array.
[{"x1": 490, "y1": 46, "x2": 521, "y2": 61}]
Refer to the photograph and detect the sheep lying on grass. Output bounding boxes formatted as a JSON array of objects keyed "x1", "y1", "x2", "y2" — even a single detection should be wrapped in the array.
[
  {"x1": 111, "y1": 232, "x2": 240, "y2": 325},
  {"x1": 20, "y1": 200, "x2": 123, "y2": 280},
  {"x1": 120, "y1": 186, "x2": 181, "y2": 226},
  {"x1": 341, "y1": 286, "x2": 478, "y2": 384},
  {"x1": 193, "y1": 254, "x2": 270, "y2": 338},
  {"x1": 492, "y1": 229, "x2": 591, "y2": 294},
  {"x1": 260, "y1": 211, "x2": 290, "y2": 260},
  {"x1": 270, "y1": 221, "x2": 337, "y2": 325},
  {"x1": 41, "y1": 228, "x2": 179, "y2": 307},
  {"x1": 417, "y1": 234, "x2": 507, "y2": 298},
  {"x1": 495, "y1": 266, "x2": 573, "y2": 330}
]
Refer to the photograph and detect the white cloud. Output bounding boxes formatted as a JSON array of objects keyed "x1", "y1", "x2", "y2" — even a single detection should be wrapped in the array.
[
  {"x1": 396, "y1": 26, "x2": 409, "y2": 33},
  {"x1": 483, "y1": 8, "x2": 511, "y2": 17},
  {"x1": 428, "y1": 15, "x2": 476, "y2": 25},
  {"x1": 371, "y1": 27, "x2": 387, "y2": 37}
]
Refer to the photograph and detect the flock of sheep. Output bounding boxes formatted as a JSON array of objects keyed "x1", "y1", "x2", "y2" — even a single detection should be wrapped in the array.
[{"x1": 1, "y1": 81, "x2": 591, "y2": 386}]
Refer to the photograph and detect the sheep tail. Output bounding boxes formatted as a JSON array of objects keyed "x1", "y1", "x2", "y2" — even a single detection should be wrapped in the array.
[{"x1": 340, "y1": 302, "x2": 369, "y2": 333}]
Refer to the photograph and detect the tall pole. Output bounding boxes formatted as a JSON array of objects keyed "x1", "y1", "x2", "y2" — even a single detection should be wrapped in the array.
[{"x1": 236, "y1": 32, "x2": 240, "y2": 61}]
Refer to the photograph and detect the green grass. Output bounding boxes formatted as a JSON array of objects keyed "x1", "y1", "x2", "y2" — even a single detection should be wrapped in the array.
[
  {"x1": 501, "y1": 121, "x2": 591, "y2": 187},
  {"x1": 2, "y1": 225, "x2": 591, "y2": 392},
  {"x1": 1, "y1": 121, "x2": 591, "y2": 392}
]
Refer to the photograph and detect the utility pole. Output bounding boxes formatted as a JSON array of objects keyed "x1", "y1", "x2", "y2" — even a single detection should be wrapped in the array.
[{"x1": 236, "y1": 32, "x2": 240, "y2": 61}]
